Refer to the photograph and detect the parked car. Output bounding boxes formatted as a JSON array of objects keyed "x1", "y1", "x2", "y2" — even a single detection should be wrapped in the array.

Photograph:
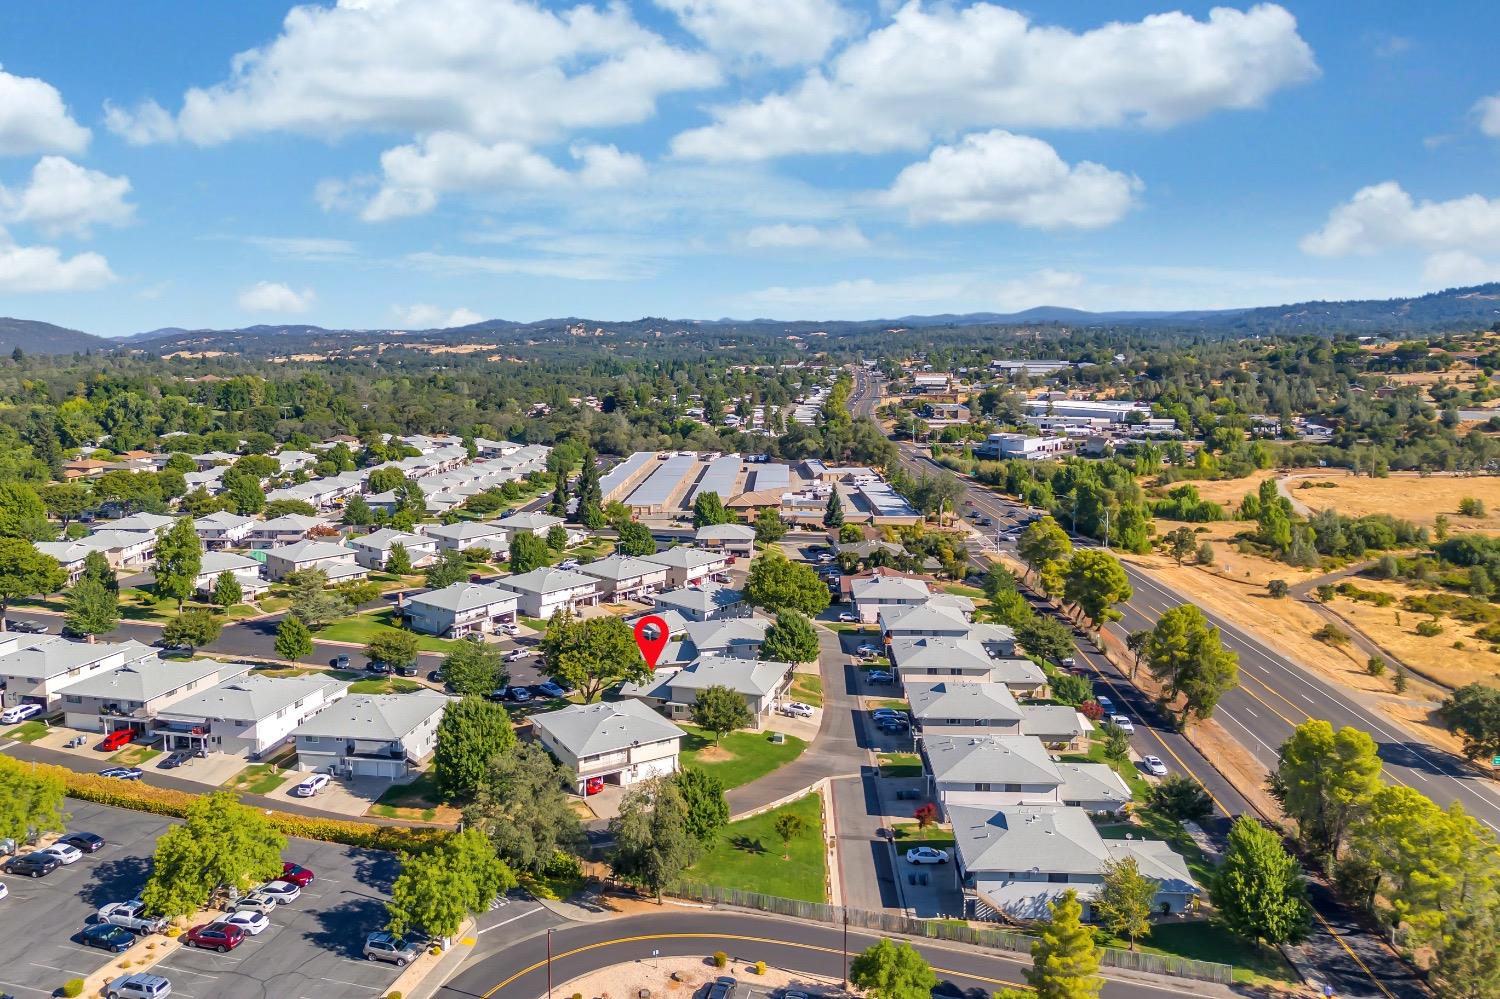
[
  {"x1": 508, "y1": 686, "x2": 533, "y2": 703},
  {"x1": 585, "y1": 776, "x2": 604, "y2": 796},
  {"x1": 99, "y1": 767, "x2": 144, "y2": 780},
  {"x1": 558, "y1": 559, "x2": 580, "y2": 570},
  {"x1": 82, "y1": 924, "x2": 137, "y2": 954},
  {"x1": 905, "y1": 846, "x2": 951, "y2": 865},
  {"x1": 426, "y1": 669, "x2": 444, "y2": 683},
  {"x1": 535, "y1": 681, "x2": 566, "y2": 698},
  {"x1": 779, "y1": 701, "x2": 814, "y2": 718},
  {"x1": 329, "y1": 654, "x2": 350, "y2": 670},
  {"x1": 499, "y1": 623, "x2": 521, "y2": 636},
  {"x1": 488, "y1": 686, "x2": 510, "y2": 702},
  {"x1": 1142, "y1": 755, "x2": 1169, "y2": 777},
  {"x1": 364, "y1": 660, "x2": 391, "y2": 675},
  {"x1": 184, "y1": 922, "x2": 244, "y2": 952},
  {"x1": 7, "y1": 851, "x2": 60, "y2": 877},
  {"x1": 158, "y1": 751, "x2": 192, "y2": 769},
  {"x1": 233, "y1": 895, "x2": 278, "y2": 916},
  {"x1": 1060, "y1": 656, "x2": 1076, "y2": 667},
  {"x1": 866, "y1": 669, "x2": 895, "y2": 685},
  {"x1": 279, "y1": 862, "x2": 315, "y2": 887},
  {"x1": 706, "y1": 976, "x2": 739, "y2": 999},
  {"x1": 871, "y1": 708, "x2": 908, "y2": 722},
  {"x1": 39, "y1": 842, "x2": 83, "y2": 865},
  {"x1": 293, "y1": 774, "x2": 330, "y2": 798},
  {"x1": 504, "y1": 648, "x2": 533, "y2": 662},
  {"x1": 248, "y1": 880, "x2": 301, "y2": 904},
  {"x1": 395, "y1": 663, "x2": 418, "y2": 677},
  {"x1": 836, "y1": 612, "x2": 856, "y2": 622},
  {"x1": 855, "y1": 644, "x2": 880, "y2": 657},
  {"x1": 4, "y1": 618, "x2": 45, "y2": 633},
  {"x1": 878, "y1": 717, "x2": 910, "y2": 734},
  {"x1": 0, "y1": 881, "x2": 8, "y2": 901},
  {"x1": 63, "y1": 831, "x2": 106, "y2": 853},
  {"x1": 105, "y1": 973, "x2": 172, "y2": 999},
  {"x1": 363, "y1": 931, "x2": 425, "y2": 967},
  {"x1": 1109, "y1": 715, "x2": 1135, "y2": 735},
  {"x1": 222, "y1": 910, "x2": 270, "y2": 936},
  {"x1": 99, "y1": 728, "x2": 136, "y2": 752},
  {"x1": 0, "y1": 703, "x2": 41, "y2": 724},
  {"x1": 97, "y1": 900, "x2": 168, "y2": 934}
]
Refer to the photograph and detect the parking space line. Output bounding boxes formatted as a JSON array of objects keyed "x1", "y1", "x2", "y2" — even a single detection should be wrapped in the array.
[
  {"x1": 153, "y1": 965, "x2": 221, "y2": 978},
  {"x1": 0, "y1": 979, "x2": 51, "y2": 996},
  {"x1": 477, "y1": 906, "x2": 543, "y2": 933},
  {"x1": 27, "y1": 962, "x2": 88, "y2": 976},
  {"x1": 316, "y1": 975, "x2": 383, "y2": 990}
]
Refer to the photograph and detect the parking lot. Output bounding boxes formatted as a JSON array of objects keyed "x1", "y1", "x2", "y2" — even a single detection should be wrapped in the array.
[{"x1": 0, "y1": 801, "x2": 406, "y2": 999}]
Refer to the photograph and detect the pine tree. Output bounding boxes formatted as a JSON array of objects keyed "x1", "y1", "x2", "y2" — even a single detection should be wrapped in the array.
[
  {"x1": 1024, "y1": 889, "x2": 1103, "y2": 999},
  {"x1": 576, "y1": 449, "x2": 604, "y2": 529},
  {"x1": 548, "y1": 474, "x2": 569, "y2": 517},
  {"x1": 823, "y1": 490, "x2": 844, "y2": 529}
]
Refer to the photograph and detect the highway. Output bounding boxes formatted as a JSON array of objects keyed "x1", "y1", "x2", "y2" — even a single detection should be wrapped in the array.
[
  {"x1": 847, "y1": 370, "x2": 1424, "y2": 999},
  {"x1": 438, "y1": 909, "x2": 1206, "y2": 999}
]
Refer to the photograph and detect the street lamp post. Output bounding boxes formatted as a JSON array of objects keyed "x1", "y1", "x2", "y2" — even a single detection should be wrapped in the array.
[
  {"x1": 842, "y1": 907, "x2": 849, "y2": 988},
  {"x1": 546, "y1": 927, "x2": 554, "y2": 999}
]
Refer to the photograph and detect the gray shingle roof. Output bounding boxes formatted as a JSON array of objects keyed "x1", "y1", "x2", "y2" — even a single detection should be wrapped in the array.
[
  {"x1": 531, "y1": 698, "x2": 685, "y2": 758},
  {"x1": 291, "y1": 691, "x2": 449, "y2": 740},
  {"x1": 652, "y1": 583, "x2": 743, "y2": 614},
  {"x1": 498, "y1": 566, "x2": 597, "y2": 595},
  {"x1": 1057, "y1": 762, "x2": 1131, "y2": 809},
  {"x1": 55, "y1": 657, "x2": 247, "y2": 703},
  {"x1": 908, "y1": 680, "x2": 1022, "y2": 723},
  {"x1": 625, "y1": 654, "x2": 791, "y2": 700},
  {"x1": 923, "y1": 734, "x2": 1061, "y2": 787},
  {"x1": 407, "y1": 581, "x2": 518, "y2": 613},
  {"x1": 642, "y1": 546, "x2": 728, "y2": 571},
  {"x1": 0, "y1": 637, "x2": 154, "y2": 681},
  {"x1": 950, "y1": 804, "x2": 1110, "y2": 876},
  {"x1": 160, "y1": 674, "x2": 347, "y2": 722},
  {"x1": 578, "y1": 555, "x2": 665, "y2": 582}
]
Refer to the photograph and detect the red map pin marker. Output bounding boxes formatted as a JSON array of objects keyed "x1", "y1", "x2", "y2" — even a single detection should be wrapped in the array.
[{"x1": 633, "y1": 615, "x2": 670, "y2": 669}]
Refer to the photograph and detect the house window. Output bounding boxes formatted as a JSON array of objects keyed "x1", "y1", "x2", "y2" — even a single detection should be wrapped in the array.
[
  {"x1": 974, "y1": 782, "x2": 991, "y2": 792},
  {"x1": 304, "y1": 736, "x2": 319, "y2": 743},
  {"x1": 1047, "y1": 873, "x2": 1069, "y2": 883}
]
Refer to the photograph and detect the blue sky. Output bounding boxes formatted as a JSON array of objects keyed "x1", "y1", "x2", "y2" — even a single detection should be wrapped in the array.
[{"x1": 0, "y1": 0, "x2": 1496, "y2": 336}]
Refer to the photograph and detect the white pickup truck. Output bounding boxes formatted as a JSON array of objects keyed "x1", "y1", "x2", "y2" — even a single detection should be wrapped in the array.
[{"x1": 97, "y1": 900, "x2": 168, "y2": 934}]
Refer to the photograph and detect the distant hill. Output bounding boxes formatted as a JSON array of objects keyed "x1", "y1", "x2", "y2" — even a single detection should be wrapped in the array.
[{"x1": 0, "y1": 317, "x2": 108, "y2": 354}]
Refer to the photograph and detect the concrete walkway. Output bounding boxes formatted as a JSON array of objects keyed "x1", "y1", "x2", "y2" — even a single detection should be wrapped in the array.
[{"x1": 725, "y1": 624, "x2": 863, "y2": 817}]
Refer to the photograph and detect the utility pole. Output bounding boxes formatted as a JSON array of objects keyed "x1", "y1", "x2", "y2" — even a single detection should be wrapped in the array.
[
  {"x1": 546, "y1": 927, "x2": 554, "y2": 999},
  {"x1": 842, "y1": 907, "x2": 849, "y2": 988}
]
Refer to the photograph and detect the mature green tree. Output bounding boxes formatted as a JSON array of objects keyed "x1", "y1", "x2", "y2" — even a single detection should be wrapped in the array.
[
  {"x1": 692, "y1": 490, "x2": 733, "y2": 528},
  {"x1": 1164, "y1": 526, "x2": 1197, "y2": 566},
  {"x1": 0, "y1": 482, "x2": 52, "y2": 540},
  {"x1": 141, "y1": 792, "x2": 286, "y2": 917},
  {"x1": 342, "y1": 494, "x2": 373, "y2": 526},
  {"x1": 1434, "y1": 903, "x2": 1500, "y2": 999},
  {"x1": 823, "y1": 490, "x2": 844, "y2": 530},
  {"x1": 838, "y1": 522, "x2": 863, "y2": 544},
  {"x1": 1049, "y1": 672, "x2": 1093, "y2": 708},
  {"x1": 274, "y1": 613, "x2": 314, "y2": 661},
  {"x1": 153, "y1": 517, "x2": 203, "y2": 612},
  {"x1": 1101, "y1": 722, "x2": 1131, "y2": 761},
  {"x1": 691, "y1": 684, "x2": 753, "y2": 745},
  {"x1": 211, "y1": 570, "x2": 243, "y2": 608},
  {"x1": 1062, "y1": 549, "x2": 1132, "y2": 629},
  {"x1": 542, "y1": 612, "x2": 649, "y2": 702},
  {"x1": 386, "y1": 541, "x2": 413, "y2": 575},
  {"x1": 546, "y1": 524, "x2": 569, "y2": 551},
  {"x1": 81, "y1": 550, "x2": 117, "y2": 594},
  {"x1": 40, "y1": 483, "x2": 91, "y2": 527},
  {"x1": 848, "y1": 939, "x2": 937, "y2": 999},
  {"x1": 284, "y1": 567, "x2": 351, "y2": 627},
  {"x1": 760, "y1": 610, "x2": 820, "y2": 663},
  {"x1": 0, "y1": 755, "x2": 66, "y2": 842},
  {"x1": 1017, "y1": 516, "x2": 1072, "y2": 582},
  {"x1": 610, "y1": 775, "x2": 701, "y2": 901},
  {"x1": 226, "y1": 476, "x2": 265, "y2": 516},
  {"x1": 162, "y1": 608, "x2": 222, "y2": 651},
  {"x1": 1347, "y1": 785, "x2": 1467, "y2": 946},
  {"x1": 509, "y1": 532, "x2": 549, "y2": 573},
  {"x1": 1147, "y1": 774, "x2": 1214, "y2": 824},
  {"x1": 1440, "y1": 684, "x2": 1500, "y2": 762},
  {"x1": 263, "y1": 499, "x2": 319, "y2": 519},
  {"x1": 1210, "y1": 817, "x2": 1310, "y2": 945},
  {"x1": 386, "y1": 828, "x2": 516, "y2": 940},
  {"x1": 575, "y1": 450, "x2": 605, "y2": 529},
  {"x1": 1022, "y1": 890, "x2": 1102, "y2": 999},
  {"x1": 745, "y1": 549, "x2": 829, "y2": 616},
  {"x1": 440, "y1": 640, "x2": 507, "y2": 697},
  {"x1": 465, "y1": 743, "x2": 583, "y2": 874},
  {"x1": 772, "y1": 810, "x2": 808, "y2": 858},
  {"x1": 617, "y1": 520, "x2": 656, "y2": 557},
  {"x1": 548, "y1": 473, "x2": 569, "y2": 518},
  {"x1": 425, "y1": 548, "x2": 471, "y2": 588},
  {"x1": 1271, "y1": 719, "x2": 1382, "y2": 859},
  {"x1": 1094, "y1": 857, "x2": 1158, "y2": 950},
  {"x1": 674, "y1": 768, "x2": 729, "y2": 844},
  {"x1": 1015, "y1": 614, "x2": 1075, "y2": 665},
  {"x1": 432, "y1": 696, "x2": 518, "y2": 801},
  {"x1": 1142, "y1": 604, "x2": 1240, "y2": 723},
  {"x1": 0, "y1": 538, "x2": 66, "y2": 627},
  {"x1": 754, "y1": 507, "x2": 787, "y2": 543},
  {"x1": 367, "y1": 629, "x2": 419, "y2": 671},
  {"x1": 65, "y1": 577, "x2": 119, "y2": 639}
]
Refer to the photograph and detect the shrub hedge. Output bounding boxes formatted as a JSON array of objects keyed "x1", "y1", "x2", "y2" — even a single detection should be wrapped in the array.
[{"x1": 49, "y1": 762, "x2": 449, "y2": 853}]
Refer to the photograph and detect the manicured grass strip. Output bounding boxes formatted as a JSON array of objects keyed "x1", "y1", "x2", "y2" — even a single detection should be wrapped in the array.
[
  {"x1": 890, "y1": 821, "x2": 955, "y2": 854},
  {"x1": 223, "y1": 762, "x2": 289, "y2": 795},
  {"x1": 110, "y1": 745, "x2": 161, "y2": 767},
  {"x1": 679, "y1": 725, "x2": 808, "y2": 790},
  {"x1": 685, "y1": 793, "x2": 827, "y2": 903},
  {"x1": 1096, "y1": 807, "x2": 1216, "y2": 887},
  {"x1": 877, "y1": 752, "x2": 922, "y2": 778},
  {"x1": 369, "y1": 772, "x2": 451, "y2": 822},
  {"x1": 348, "y1": 677, "x2": 424, "y2": 694},
  {"x1": 4, "y1": 720, "x2": 49, "y2": 743},
  {"x1": 790, "y1": 673, "x2": 823, "y2": 707},
  {"x1": 1095, "y1": 922, "x2": 1297, "y2": 986},
  {"x1": 315, "y1": 608, "x2": 455, "y2": 652}
]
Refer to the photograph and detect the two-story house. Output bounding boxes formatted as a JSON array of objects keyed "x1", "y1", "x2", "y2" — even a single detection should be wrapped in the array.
[
  {"x1": 621, "y1": 654, "x2": 794, "y2": 728},
  {"x1": 890, "y1": 637, "x2": 1047, "y2": 699},
  {"x1": 56, "y1": 657, "x2": 251, "y2": 734},
  {"x1": 651, "y1": 583, "x2": 746, "y2": 623},
  {"x1": 497, "y1": 567, "x2": 598, "y2": 619},
  {"x1": 193, "y1": 511, "x2": 254, "y2": 550},
  {"x1": 247, "y1": 514, "x2": 328, "y2": 550},
  {"x1": 642, "y1": 546, "x2": 731, "y2": 589},
  {"x1": 531, "y1": 698, "x2": 686, "y2": 795},
  {"x1": 0, "y1": 637, "x2": 157, "y2": 712},
  {"x1": 424, "y1": 520, "x2": 509, "y2": 556},
  {"x1": 263, "y1": 539, "x2": 366, "y2": 583},
  {"x1": 579, "y1": 555, "x2": 668, "y2": 602},
  {"x1": 154, "y1": 674, "x2": 349, "y2": 758},
  {"x1": 401, "y1": 581, "x2": 519, "y2": 638},
  {"x1": 494, "y1": 510, "x2": 565, "y2": 541},
  {"x1": 291, "y1": 690, "x2": 449, "y2": 779},
  {"x1": 347, "y1": 528, "x2": 437, "y2": 571},
  {"x1": 694, "y1": 523, "x2": 755, "y2": 559},
  {"x1": 192, "y1": 550, "x2": 269, "y2": 600}
]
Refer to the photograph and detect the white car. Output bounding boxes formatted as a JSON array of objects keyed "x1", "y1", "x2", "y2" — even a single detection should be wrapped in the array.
[
  {"x1": 223, "y1": 909, "x2": 270, "y2": 935},
  {"x1": 905, "y1": 847, "x2": 950, "y2": 865},
  {"x1": 39, "y1": 842, "x2": 83, "y2": 865},
  {"x1": 504, "y1": 648, "x2": 534, "y2": 662},
  {"x1": 1142, "y1": 755, "x2": 1168, "y2": 777},
  {"x1": 499, "y1": 624, "x2": 521, "y2": 636},
  {"x1": 248, "y1": 880, "x2": 301, "y2": 904},
  {"x1": 0, "y1": 881, "x2": 9, "y2": 901},
  {"x1": 837, "y1": 612, "x2": 857, "y2": 622},
  {"x1": 855, "y1": 644, "x2": 880, "y2": 657},
  {"x1": 1, "y1": 703, "x2": 41, "y2": 724},
  {"x1": 293, "y1": 774, "x2": 329, "y2": 798},
  {"x1": 234, "y1": 894, "x2": 278, "y2": 916},
  {"x1": 780, "y1": 701, "x2": 815, "y2": 718},
  {"x1": 1109, "y1": 715, "x2": 1135, "y2": 735}
]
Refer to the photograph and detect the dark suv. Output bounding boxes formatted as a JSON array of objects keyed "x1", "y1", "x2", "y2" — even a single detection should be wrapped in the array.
[{"x1": 8, "y1": 851, "x2": 60, "y2": 878}]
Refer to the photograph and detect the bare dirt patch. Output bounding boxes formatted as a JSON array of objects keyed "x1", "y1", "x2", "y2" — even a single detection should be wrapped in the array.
[
  {"x1": 1329, "y1": 578, "x2": 1500, "y2": 690},
  {"x1": 693, "y1": 745, "x2": 734, "y2": 763},
  {"x1": 1278, "y1": 469, "x2": 1500, "y2": 530}
]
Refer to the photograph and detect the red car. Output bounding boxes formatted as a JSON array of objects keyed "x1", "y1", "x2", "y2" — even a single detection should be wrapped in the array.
[
  {"x1": 184, "y1": 921, "x2": 245, "y2": 952},
  {"x1": 279, "y1": 862, "x2": 315, "y2": 887},
  {"x1": 584, "y1": 776, "x2": 604, "y2": 796},
  {"x1": 98, "y1": 728, "x2": 136, "y2": 752}
]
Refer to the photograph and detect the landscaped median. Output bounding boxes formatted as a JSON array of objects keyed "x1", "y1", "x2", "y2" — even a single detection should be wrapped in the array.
[{"x1": 683, "y1": 792, "x2": 828, "y2": 903}]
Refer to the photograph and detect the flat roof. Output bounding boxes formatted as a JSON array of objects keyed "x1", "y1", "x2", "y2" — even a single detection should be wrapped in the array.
[
  {"x1": 627, "y1": 453, "x2": 697, "y2": 508},
  {"x1": 598, "y1": 451, "x2": 658, "y2": 499},
  {"x1": 687, "y1": 454, "x2": 742, "y2": 505},
  {"x1": 747, "y1": 464, "x2": 790, "y2": 491}
]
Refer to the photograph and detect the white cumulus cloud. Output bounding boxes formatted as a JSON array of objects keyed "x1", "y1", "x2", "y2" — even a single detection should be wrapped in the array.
[
  {"x1": 237, "y1": 281, "x2": 315, "y2": 314},
  {"x1": 0, "y1": 156, "x2": 134, "y2": 237},
  {"x1": 102, "y1": 99, "x2": 178, "y2": 145},
  {"x1": 1422, "y1": 251, "x2": 1500, "y2": 288},
  {"x1": 1301, "y1": 182, "x2": 1500, "y2": 257},
  {"x1": 389, "y1": 304, "x2": 485, "y2": 328},
  {"x1": 741, "y1": 222, "x2": 869, "y2": 249},
  {"x1": 880, "y1": 131, "x2": 1140, "y2": 228},
  {"x1": 1477, "y1": 94, "x2": 1500, "y2": 138},
  {"x1": 0, "y1": 228, "x2": 115, "y2": 292},
  {"x1": 672, "y1": 2, "x2": 1317, "y2": 160},
  {"x1": 0, "y1": 67, "x2": 90, "y2": 156},
  {"x1": 655, "y1": 0, "x2": 857, "y2": 66}
]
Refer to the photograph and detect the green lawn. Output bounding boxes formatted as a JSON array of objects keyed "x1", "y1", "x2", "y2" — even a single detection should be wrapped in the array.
[
  {"x1": 252, "y1": 666, "x2": 316, "y2": 677},
  {"x1": 4, "y1": 720, "x2": 49, "y2": 743},
  {"x1": 315, "y1": 608, "x2": 456, "y2": 652},
  {"x1": 890, "y1": 821, "x2": 954, "y2": 854},
  {"x1": 370, "y1": 772, "x2": 445, "y2": 821},
  {"x1": 118, "y1": 587, "x2": 260, "y2": 623},
  {"x1": 877, "y1": 752, "x2": 923, "y2": 778},
  {"x1": 1061, "y1": 736, "x2": 1152, "y2": 800},
  {"x1": 110, "y1": 745, "x2": 160, "y2": 766},
  {"x1": 790, "y1": 673, "x2": 823, "y2": 707},
  {"x1": 679, "y1": 725, "x2": 808, "y2": 789},
  {"x1": 685, "y1": 793, "x2": 827, "y2": 903},
  {"x1": 348, "y1": 677, "x2": 424, "y2": 694},
  {"x1": 223, "y1": 762, "x2": 290, "y2": 795},
  {"x1": 1096, "y1": 807, "x2": 1215, "y2": 887},
  {"x1": 1094, "y1": 922, "x2": 1297, "y2": 986},
  {"x1": 941, "y1": 583, "x2": 987, "y2": 600},
  {"x1": 517, "y1": 616, "x2": 549, "y2": 632}
]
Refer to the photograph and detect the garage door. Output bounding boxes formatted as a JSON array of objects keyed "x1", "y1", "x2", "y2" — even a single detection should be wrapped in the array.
[
  {"x1": 351, "y1": 758, "x2": 405, "y2": 778},
  {"x1": 634, "y1": 757, "x2": 677, "y2": 782}
]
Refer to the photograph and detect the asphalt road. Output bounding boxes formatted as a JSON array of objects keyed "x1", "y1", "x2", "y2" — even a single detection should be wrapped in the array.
[{"x1": 437, "y1": 909, "x2": 1203, "y2": 999}]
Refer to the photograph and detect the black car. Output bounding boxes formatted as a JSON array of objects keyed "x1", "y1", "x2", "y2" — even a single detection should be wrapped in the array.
[
  {"x1": 63, "y1": 832, "x2": 106, "y2": 853},
  {"x1": 426, "y1": 669, "x2": 443, "y2": 683},
  {"x1": 706, "y1": 977, "x2": 739, "y2": 999},
  {"x1": 81, "y1": 923, "x2": 136, "y2": 953},
  {"x1": 365, "y1": 660, "x2": 391, "y2": 675},
  {"x1": 8, "y1": 852, "x2": 61, "y2": 877},
  {"x1": 159, "y1": 751, "x2": 191, "y2": 769},
  {"x1": 395, "y1": 663, "x2": 417, "y2": 677}
]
